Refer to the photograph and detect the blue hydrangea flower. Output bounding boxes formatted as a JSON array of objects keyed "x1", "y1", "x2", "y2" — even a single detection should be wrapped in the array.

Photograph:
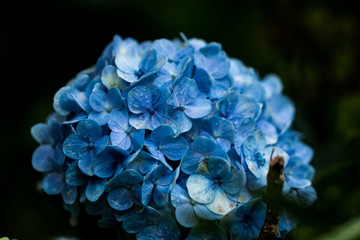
[
  {"x1": 115, "y1": 48, "x2": 166, "y2": 83},
  {"x1": 108, "y1": 110, "x2": 144, "y2": 151},
  {"x1": 63, "y1": 119, "x2": 109, "y2": 176},
  {"x1": 93, "y1": 145, "x2": 129, "y2": 178},
  {"x1": 167, "y1": 77, "x2": 212, "y2": 135},
  {"x1": 125, "y1": 150, "x2": 158, "y2": 175},
  {"x1": 65, "y1": 161, "x2": 106, "y2": 202},
  {"x1": 199, "y1": 116, "x2": 235, "y2": 152},
  {"x1": 106, "y1": 169, "x2": 143, "y2": 211},
  {"x1": 142, "y1": 164, "x2": 179, "y2": 206},
  {"x1": 170, "y1": 184, "x2": 220, "y2": 228},
  {"x1": 221, "y1": 200, "x2": 266, "y2": 240},
  {"x1": 88, "y1": 87, "x2": 123, "y2": 125},
  {"x1": 217, "y1": 91, "x2": 260, "y2": 128},
  {"x1": 127, "y1": 85, "x2": 170, "y2": 130},
  {"x1": 186, "y1": 157, "x2": 246, "y2": 215},
  {"x1": 145, "y1": 125, "x2": 188, "y2": 169},
  {"x1": 181, "y1": 137, "x2": 229, "y2": 175},
  {"x1": 31, "y1": 34, "x2": 316, "y2": 239},
  {"x1": 122, "y1": 206, "x2": 180, "y2": 240}
]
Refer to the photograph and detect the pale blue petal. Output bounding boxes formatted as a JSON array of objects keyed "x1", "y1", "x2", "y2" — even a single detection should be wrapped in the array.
[
  {"x1": 170, "y1": 184, "x2": 190, "y2": 207},
  {"x1": 110, "y1": 131, "x2": 131, "y2": 150},
  {"x1": 194, "y1": 204, "x2": 221, "y2": 220},
  {"x1": 185, "y1": 98, "x2": 212, "y2": 119},
  {"x1": 129, "y1": 112, "x2": 151, "y2": 129},
  {"x1": 257, "y1": 120, "x2": 278, "y2": 145},
  {"x1": 108, "y1": 87, "x2": 123, "y2": 110},
  {"x1": 89, "y1": 90, "x2": 108, "y2": 112},
  {"x1": 88, "y1": 111, "x2": 109, "y2": 125},
  {"x1": 186, "y1": 174, "x2": 215, "y2": 204},
  {"x1": 206, "y1": 187, "x2": 236, "y2": 215},
  {"x1": 108, "y1": 110, "x2": 128, "y2": 132},
  {"x1": 127, "y1": 86, "x2": 152, "y2": 114},
  {"x1": 153, "y1": 184, "x2": 171, "y2": 206},
  {"x1": 175, "y1": 204, "x2": 198, "y2": 227}
]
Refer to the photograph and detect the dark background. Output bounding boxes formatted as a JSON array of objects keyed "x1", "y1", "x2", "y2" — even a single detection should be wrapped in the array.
[{"x1": 1, "y1": 0, "x2": 360, "y2": 239}]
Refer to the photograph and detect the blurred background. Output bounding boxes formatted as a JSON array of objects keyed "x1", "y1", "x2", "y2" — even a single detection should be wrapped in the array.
[{"x1": 1, "y1": 0, "x2": 360, "y2": 239}]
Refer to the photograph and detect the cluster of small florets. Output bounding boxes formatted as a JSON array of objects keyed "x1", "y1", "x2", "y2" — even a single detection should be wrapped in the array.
[{"x1": 31, "y1": 34, "x2": 316, "y2": 240}]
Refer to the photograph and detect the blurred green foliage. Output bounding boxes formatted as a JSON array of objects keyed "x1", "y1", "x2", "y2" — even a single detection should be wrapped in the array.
[{"x1": 1, "y1": 0, "x2": 359, "y2": 239}]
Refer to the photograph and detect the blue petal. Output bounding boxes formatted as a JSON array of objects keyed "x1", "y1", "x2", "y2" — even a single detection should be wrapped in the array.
[
  {"x1": 153, "y1": 39, "x2": 176, "y2": 59},
  {"x1": 32, "y1": 145, "x2": 55, "y2": 172},
  {"x1": 170, "y1": 184, "x2": 190, "y2": 208},
  {"x1": 130, "y1": 129, "x2": 145, "y2": 151},
  {"x1": 88, "y1": 111, "x2": 109, "y2": 126},
  {"x1": 206, "y1": 187, "x2": 237, "y2": 215},
  {"x1": 108, "y1": 188, "x2": 133, "y2": 211},
  {"x1": 153, "y1": 184, "x2": 171, "y2": 206},
  {"x1": 267, "y1": 95, "x2": 295, "y2": 133},
  {"x1": 162, "y1": 135, "x2": 189, "y2": 161},
  {"x1": 257, "y1": 120, "x2": 278, "y2": 145},
  {"x1": 193, "y1": 67, "x2": 214, "y2": 93},
  {"x1": 126, "y1": 150, "x2": 158, "y2": 174},
  {"x1": 127, "y1": 86, "x2": 152, "y2": 114},
  {"x1": 31, "y1": 123, "x2": 52, "y2": 145},
  {"x1": 297, "y1": 186, "x2": 317, "y2": 206},
  {"x1": 207, "y1": 157, "x2": 230, "y2": 178},
  {"x1": 194, "y1": 204, "x2": 220, "y2": 220},
  {"x1": 101, "y1": 65, "x2": 123, "y2": 89},
  {"x1": 94, "y1": 146, "x2": 129, "y2": 178},
  {"x1": 186, "y1": 174, "x2": 215, "y2": 204},
  {"x1": 63, "y1": 134, "x2": 88, "y2": 160},
  {"x1": 89, "y1": 90, "x2": 108, "y2": 112},
  {"x1": 129, "y1": 112, "x2": 151, "y2": 129},
  {"x1": 108, "y1": 87, "x2": 124, "y2": 110},
  {"x1": 218, "y1": 91, "x2": 258, "y2": 128},
  {"x1": 94, "y1": 135, "x2": 109, "y2": 155},
  {"x1": 175, "y1": 204, "x2": 198, "y2": 228},
  {"x1": 76, "y1": 119, "x2": 102, "y2": 142},
  {"x1": 86, "y1": 178, "x2": 106, "y2": 202},
  {"x1": 110, "y1": 131, "x2": 131, "y2": 150},
  {"x1": 42, "y1": 172, "x2": 65, "y2": 195},
  {"x1": 65, "y1": 161, "x2": 86, "y2": 186},
  {"x1": 78, "y1": 152, "x2": 95, "y2": 176},
  {"x1": 261, "y1": 73, "x2": 283, "y2": 99},
  {"x1": 185, "y1": 98, "x2": 212, "y2": 119},
  {"x1": 108, "y1": 110, "x2": 128, "y2": 132},
  {"x1": 221, "y1": 167, "x2": 246, "y2": 195},
  {"x1": 61, "y1": 185, "x2": 77, "y2": 205},
  {"x1": 115, "y1": 55, "x2": 141, "y2": 83},
  {"x1": 141, "y1": 182, "x2": 154, "y2": 206}
]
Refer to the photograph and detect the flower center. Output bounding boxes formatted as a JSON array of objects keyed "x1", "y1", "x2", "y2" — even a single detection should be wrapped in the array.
[
  {"x1": 125, "y1": 184, "x2": 132, "y2": 190},
  {"x1": 190, "y1": 199, "x2": 196, "y2": 206},
  {"x1": 255, "y1": 152, "x2": 265, "y2": 167},
  {"x1": 125, "y1": 129, "x2": 131, "y2": 135},
  {"x1": 106, "y1": 106, "x2": 112, "y2": 113},
  {"x1": 190, "y1": 136, "x2": 196, "y2": 142},
  {"x1": 135, "y1": 69, "x2": 144, "y2": 78},
  {"x1": 213, "y1": 178, "x2": 221, "y2": 186},
  {"x1": 147, "y1": 220, "x2": 154, "y2": 226},
  {"x1": 158, "y1": 146, "x2": 163, "y2": 151},
  {"x1": 149, "y1": 108, "x2": 155, "y2": 115},
  {"x1": 171, "y1": 74, "x2": 177, "y2": 79},
  {"x1": 179, "y1": 104, "x2": 185, "y2": 111},
  {"x1": 168, "y1": 58, "x2": 174, "y2": 63},
  {"x1": 213, "y1": 133, "x2": 219, "y2": 139},
  {"x1": 88, "y1": 142, "x2": 94, "y2": 149}
]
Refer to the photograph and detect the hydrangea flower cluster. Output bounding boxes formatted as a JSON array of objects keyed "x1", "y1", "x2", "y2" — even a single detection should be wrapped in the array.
[{"x1": 31, "y1": 34, "x2": 316, "y2": 240}]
